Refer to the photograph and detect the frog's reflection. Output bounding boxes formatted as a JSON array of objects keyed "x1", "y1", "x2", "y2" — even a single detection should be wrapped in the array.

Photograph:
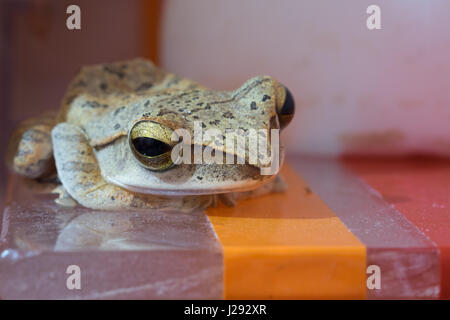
[
  {"x1": 53, "y1": 209, "x2": 212, "y2": 252},
  {"x1": 56, "y1": 212, "x2": 140, "y2": 251}
]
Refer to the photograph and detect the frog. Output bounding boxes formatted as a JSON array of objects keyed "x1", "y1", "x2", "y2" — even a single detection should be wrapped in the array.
[{"x1": 7, "y1": 58, "x2": 295, "y2": 212}]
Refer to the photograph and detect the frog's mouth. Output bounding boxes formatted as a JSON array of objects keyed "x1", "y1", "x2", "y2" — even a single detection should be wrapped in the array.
[
  {"x1": 106, "y1": 163, "x2": 279, "y2": 196},
  {"x1": 97, "y1": 136, "x2": 283, "y2": 196}
]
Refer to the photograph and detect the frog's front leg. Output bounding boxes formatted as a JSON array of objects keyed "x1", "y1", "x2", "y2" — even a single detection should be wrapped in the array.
[
  {"x1": 51, "y1": 123, "x2": 212, "y2": 212},
  {"x1": 7, "y1": 114, "x2": 56, "y2": 179}
]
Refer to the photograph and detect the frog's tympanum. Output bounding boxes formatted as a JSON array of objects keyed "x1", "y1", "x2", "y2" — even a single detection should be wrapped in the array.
[{"x1": 7, "y1": 59, "x2": 295, "y2": 212}]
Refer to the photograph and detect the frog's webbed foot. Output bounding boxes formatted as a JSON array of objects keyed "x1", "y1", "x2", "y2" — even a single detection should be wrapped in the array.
[
  {"x1": 227, "y1": 175, "x2": 287, "y2": 205},
  {"x1": 52, "y1": 123, "x2": 212, "y2": 212},
  {"x1": 7, "y1": 114, "x2": 56, "y2": 179},
  {"x1": 218, "y1": 193, "x2": 237, "y2": 207}
]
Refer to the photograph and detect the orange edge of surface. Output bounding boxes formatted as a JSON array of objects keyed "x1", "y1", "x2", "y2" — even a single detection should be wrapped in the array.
[{"x1": 206, "y1": 164, "x2": 367, "y2": 299}]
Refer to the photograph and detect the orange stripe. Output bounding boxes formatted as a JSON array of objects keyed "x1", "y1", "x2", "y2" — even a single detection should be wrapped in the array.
[
  {"x1": 142, "y1": 0, "x2": 161, "y2": 64},
  {"x1": 206, "y1": 164, "x2": 366, "y2": 299}
]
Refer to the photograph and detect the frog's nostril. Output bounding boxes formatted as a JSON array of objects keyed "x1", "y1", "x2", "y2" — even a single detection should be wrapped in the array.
[{"x1": 277, "y1": 87, "x2": 295, "y2": 129}]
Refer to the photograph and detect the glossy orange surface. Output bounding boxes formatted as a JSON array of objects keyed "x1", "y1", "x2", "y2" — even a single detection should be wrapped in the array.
[{"x1": 206, "y1": 165, "x2": 366, "y2": 299}]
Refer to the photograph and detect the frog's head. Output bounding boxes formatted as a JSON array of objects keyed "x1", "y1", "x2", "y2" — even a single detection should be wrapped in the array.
[{"x1": 87, "y1": 76, "x2": 295, "y2": 196}]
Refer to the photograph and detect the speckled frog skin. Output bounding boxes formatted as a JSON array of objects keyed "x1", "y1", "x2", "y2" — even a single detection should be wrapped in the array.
[{"x1": 7, "y1": 58, "x2": 295, "y2": 212}]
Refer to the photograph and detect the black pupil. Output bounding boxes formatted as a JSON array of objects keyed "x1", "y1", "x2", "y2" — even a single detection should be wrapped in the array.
[{"x1": 132, "y1": 137, "x2": 171, "y2": 157}]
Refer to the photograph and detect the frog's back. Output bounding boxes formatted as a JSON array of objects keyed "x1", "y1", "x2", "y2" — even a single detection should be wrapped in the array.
[
  {"x1": 58, "y1": 58, "x2": 204, "y2": 126},
  {"x1": 7, "y1": 58, "x2": 203, "y2": 179}
]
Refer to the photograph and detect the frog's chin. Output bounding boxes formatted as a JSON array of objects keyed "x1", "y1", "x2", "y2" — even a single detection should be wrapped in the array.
[
  {"x1": 105, "y1": 169, "x2": 278, "y2": 196},
  {"x1": 95, "y1": 135, "x2": 282, "y2": 196}
]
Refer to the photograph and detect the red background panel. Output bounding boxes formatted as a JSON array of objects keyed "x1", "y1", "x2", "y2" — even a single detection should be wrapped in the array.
[{"x1": 346, "y1": 157, "x2": 450, "y2": 298}]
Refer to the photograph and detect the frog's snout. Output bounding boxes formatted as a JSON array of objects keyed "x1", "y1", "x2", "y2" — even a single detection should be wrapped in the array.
[{"x1": 276, "y1": 86, "x2": 295, "y2": 129}]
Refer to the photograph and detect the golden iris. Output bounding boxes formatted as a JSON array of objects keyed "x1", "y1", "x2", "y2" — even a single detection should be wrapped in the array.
[{"x1": 128, "y1": 120, "x2": 178, "y2": 171}]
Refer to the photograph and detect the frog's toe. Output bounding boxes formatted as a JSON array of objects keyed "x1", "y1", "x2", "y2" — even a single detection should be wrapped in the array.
[
  {"x1": 218, "y1": 193, "x2": 237, "y2": 207},
  {"x1": 52, "y1": 185, "x2": 78, "y2": 208}
]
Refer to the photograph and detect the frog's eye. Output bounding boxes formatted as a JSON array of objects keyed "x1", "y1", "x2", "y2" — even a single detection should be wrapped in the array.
[
  {"x1": 276, "y1": 86, "x2": 295, "y2": 129},
  {"x1": 128, "y1": 120, "x2": 177, "y2": 171}
]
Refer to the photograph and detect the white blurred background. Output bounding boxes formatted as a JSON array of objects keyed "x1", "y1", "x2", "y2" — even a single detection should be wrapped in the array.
[{"x1": 160, "y1": 0, "x2": 450, "y2": 157}]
